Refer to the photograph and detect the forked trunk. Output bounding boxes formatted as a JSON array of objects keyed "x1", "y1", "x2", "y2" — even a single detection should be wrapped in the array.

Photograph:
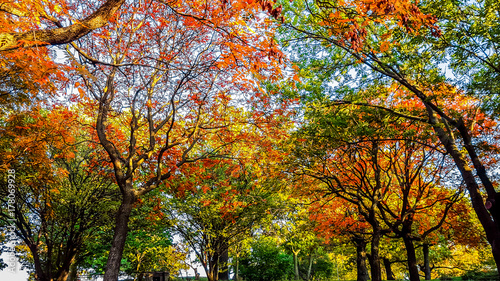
[{"x1": 293, "y1": 250, "x2": 300, "y2": 280}]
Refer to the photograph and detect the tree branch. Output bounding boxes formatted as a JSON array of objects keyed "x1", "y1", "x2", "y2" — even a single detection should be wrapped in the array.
[{"x1": 0, "y1": 0, "x2": 125, "y2": 51}]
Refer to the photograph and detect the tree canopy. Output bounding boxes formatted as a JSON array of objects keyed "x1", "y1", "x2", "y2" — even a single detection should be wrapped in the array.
[{"x1": 1, "y1": 0, "x2": 499, "y2": 281}]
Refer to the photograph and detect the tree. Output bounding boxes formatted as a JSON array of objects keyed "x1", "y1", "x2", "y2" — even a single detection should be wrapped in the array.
[
  {"x1": 0, "y1": 107, "x2": 119, "y2": 281},
  {"x1": 309, "y1": 198, "x2": 372, "y2": 281},
  {"x1": 121, "y1": 220, "x2": 189, "y2": 279},
  {"x1": 289, "y1": 102, "x2": 468, "y2": 281},
  {"x1": 279, "y1": 0, "x2": 500, "y2": 273},
  {"x1": 64, "y1": 0, "x2": 290, "y2": 280},
  {"x1": 163, "y1": 158, "x2": 285, "y2": 281},
  {"x1": 274, "y1": 198, "x2": 330, "y2": 281}
]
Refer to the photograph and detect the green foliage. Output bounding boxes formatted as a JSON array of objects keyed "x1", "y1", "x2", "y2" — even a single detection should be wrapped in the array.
[
  {"x1": 239, "y1": 236, "x2": 294, "y2": 281},
  {"x1": 425, "y1": 0, "x2": 500, "y2": 113},
  {"x1": 460, "y1": 270, "x2": 500, "y2": 281},
  {"x1": 298, "y1": 252, "x2": 335, "y2": 280}
]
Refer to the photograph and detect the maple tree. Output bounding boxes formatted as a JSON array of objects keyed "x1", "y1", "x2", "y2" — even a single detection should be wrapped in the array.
[
  {"x1": 278, "y1": 0, "x2": 500, "y2": 273},
  {"x1": 308, "y1": 197, "x2": 372, "y2": 281}
]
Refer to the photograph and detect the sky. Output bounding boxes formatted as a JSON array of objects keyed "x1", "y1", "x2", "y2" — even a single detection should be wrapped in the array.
[{"x1": 0, "y1": 252, "x2": 28, "y2": 281}]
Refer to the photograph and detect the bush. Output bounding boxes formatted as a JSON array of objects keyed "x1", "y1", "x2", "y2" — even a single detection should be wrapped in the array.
[{"x1": 239, "y1": 237, "x2": 294, "y2": 281}]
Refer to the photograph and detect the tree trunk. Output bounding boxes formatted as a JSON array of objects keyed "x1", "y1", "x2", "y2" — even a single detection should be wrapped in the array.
[
  {"x1": 369, "y1": 230, "x2": 382, "y2": 281},
  {"x1": 234, "y1": 254, "x2": 239, "y2": 281},
  {"x1": 429, "y1": 115, "x2": 500, "y2": 274},
  {"x1": 219, "y1": 243, "x2": 229, "y2": 281},
  {"x1": 382, "y1": 257, "x2": 395, "y2": 280},
  {"x1": 307, "y1": 253, "x2": 314, "y2": 281},
  {"x1": 103, "y1": 191, "x2": 135, "y2": 281},
  {"x1": 67, "y1": 259, "x2": 78, "y2": 281},
  {"x1": 293, "y1": 250, "x2": 300, "y2": 280},
  {"x1": 208, "y1": 253, "x2": 219, "y2": 281},
  {"x1": 368, "y1": 142, "x2": 383, "y2": 281},
  {"x1": 403, "y1": 236, "x2": 420, "y2": 281},
  {"x1": 354, "y1": 238, "x2": 369, "y2": 281},
  {"x1": 422, "y1": 243, "x2": 431, "y2": 280},
  {"x1": 30, "y1": 244, "x2": 49, "y2": 281},
  {"x1": 55, "y1": 268, "x2": 70, "y2": 281}
]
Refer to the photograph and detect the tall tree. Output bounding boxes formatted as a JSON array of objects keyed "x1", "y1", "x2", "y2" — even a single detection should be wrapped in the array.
[
  {"x1": 65, "y1": 1, "x2": 290, "y2": 280},
  {"x1": 290, "y1": 103, "x2": 466, "y2": 281}
]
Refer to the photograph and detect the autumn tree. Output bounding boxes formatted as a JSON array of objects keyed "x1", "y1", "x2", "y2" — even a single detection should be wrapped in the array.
[
  {"x1": 0, "y1": 107, "x2": 119, "y2": 281},
  {"x1": 289, "y1": 103, "x2": 468, "y2": 281},
  {"x1": 278, "y1": 0, "x2": 500, "y2": 272},
  {"x1": 309, "y1": 198, "x2": 372, "y2": 281},
  {"x1": 162, "y1": 157, "x2": 287, "y2": 281},
  {"x1": 62, "y1": 1, "x2": 291, "y2": 280}
]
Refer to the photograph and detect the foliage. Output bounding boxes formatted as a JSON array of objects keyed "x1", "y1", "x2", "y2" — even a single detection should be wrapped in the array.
[
  {"x1": 278, "y1": 0, "x2": 500, "y2": 276},
  {"x1": 0, "y1": 107, "x2": 120, "y2": 281},
  {"x1": 1, "y1": 0, "x2": 499, "y2": 280},
  {"x1": 239, "y1": 236, "x2": 294, "y2": 281},
  {"x1": 163, "y1": 157, "x2": 287, "y2": 281}
]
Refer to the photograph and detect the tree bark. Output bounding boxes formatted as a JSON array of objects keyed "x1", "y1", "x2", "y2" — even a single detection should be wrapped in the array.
[
  {"x1": 293, "y1": 250, "x2": 300, "y2": 280},
  {"x1": 0, "y1": 0, "x2": 125, "y2": 51},
  {"x1": 369, "y1": 230, "x2": 382, "y2": 281},
  {"x1": 422, "y1": 243, "x2": 431, "y2": 280},
  {"x1": 354, "y1": 238, "x2": 369, "y2": 281},
  {"x1": 382, "y1": 257, "x2": 395, "y2": 280},
  {"x1": 307, "y1": 253, "x2": 314, "y2": 281},
  {"x1": 30, "y1": 244, "x2": 49, "y2": 281},
  {"x1": 368, "y1": 142, "x2": 383, "y2": 281},
  {"x1": 403, "y1": 236, "x2": 420, "y2": 281},
  {"x1": 429, "y1": 112, "x2": 500, "y2": 274},
  {"x1": 67, "y1": 259, "x2": 78, "y2": 281},
  {"x1": 55, "y1": 268, "x2": 70, "y2": 281},
  {"x1": 103, "y1": 190, "x2": 136, "y2": 281},
  {"x1": 219, "y1": 242, "x2": 229, "y2": 281},
  {"x1": 208, "y1": 252, "x2": 220, "y2": 281},
  {"x1": 234, "y1": 254, "x2": 239, "y2": 281}
]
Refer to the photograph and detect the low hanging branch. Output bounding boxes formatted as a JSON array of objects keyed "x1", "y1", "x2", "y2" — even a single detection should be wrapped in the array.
[{"x1": 0, "y1": 0, "x2": 125, "y2": 51}]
